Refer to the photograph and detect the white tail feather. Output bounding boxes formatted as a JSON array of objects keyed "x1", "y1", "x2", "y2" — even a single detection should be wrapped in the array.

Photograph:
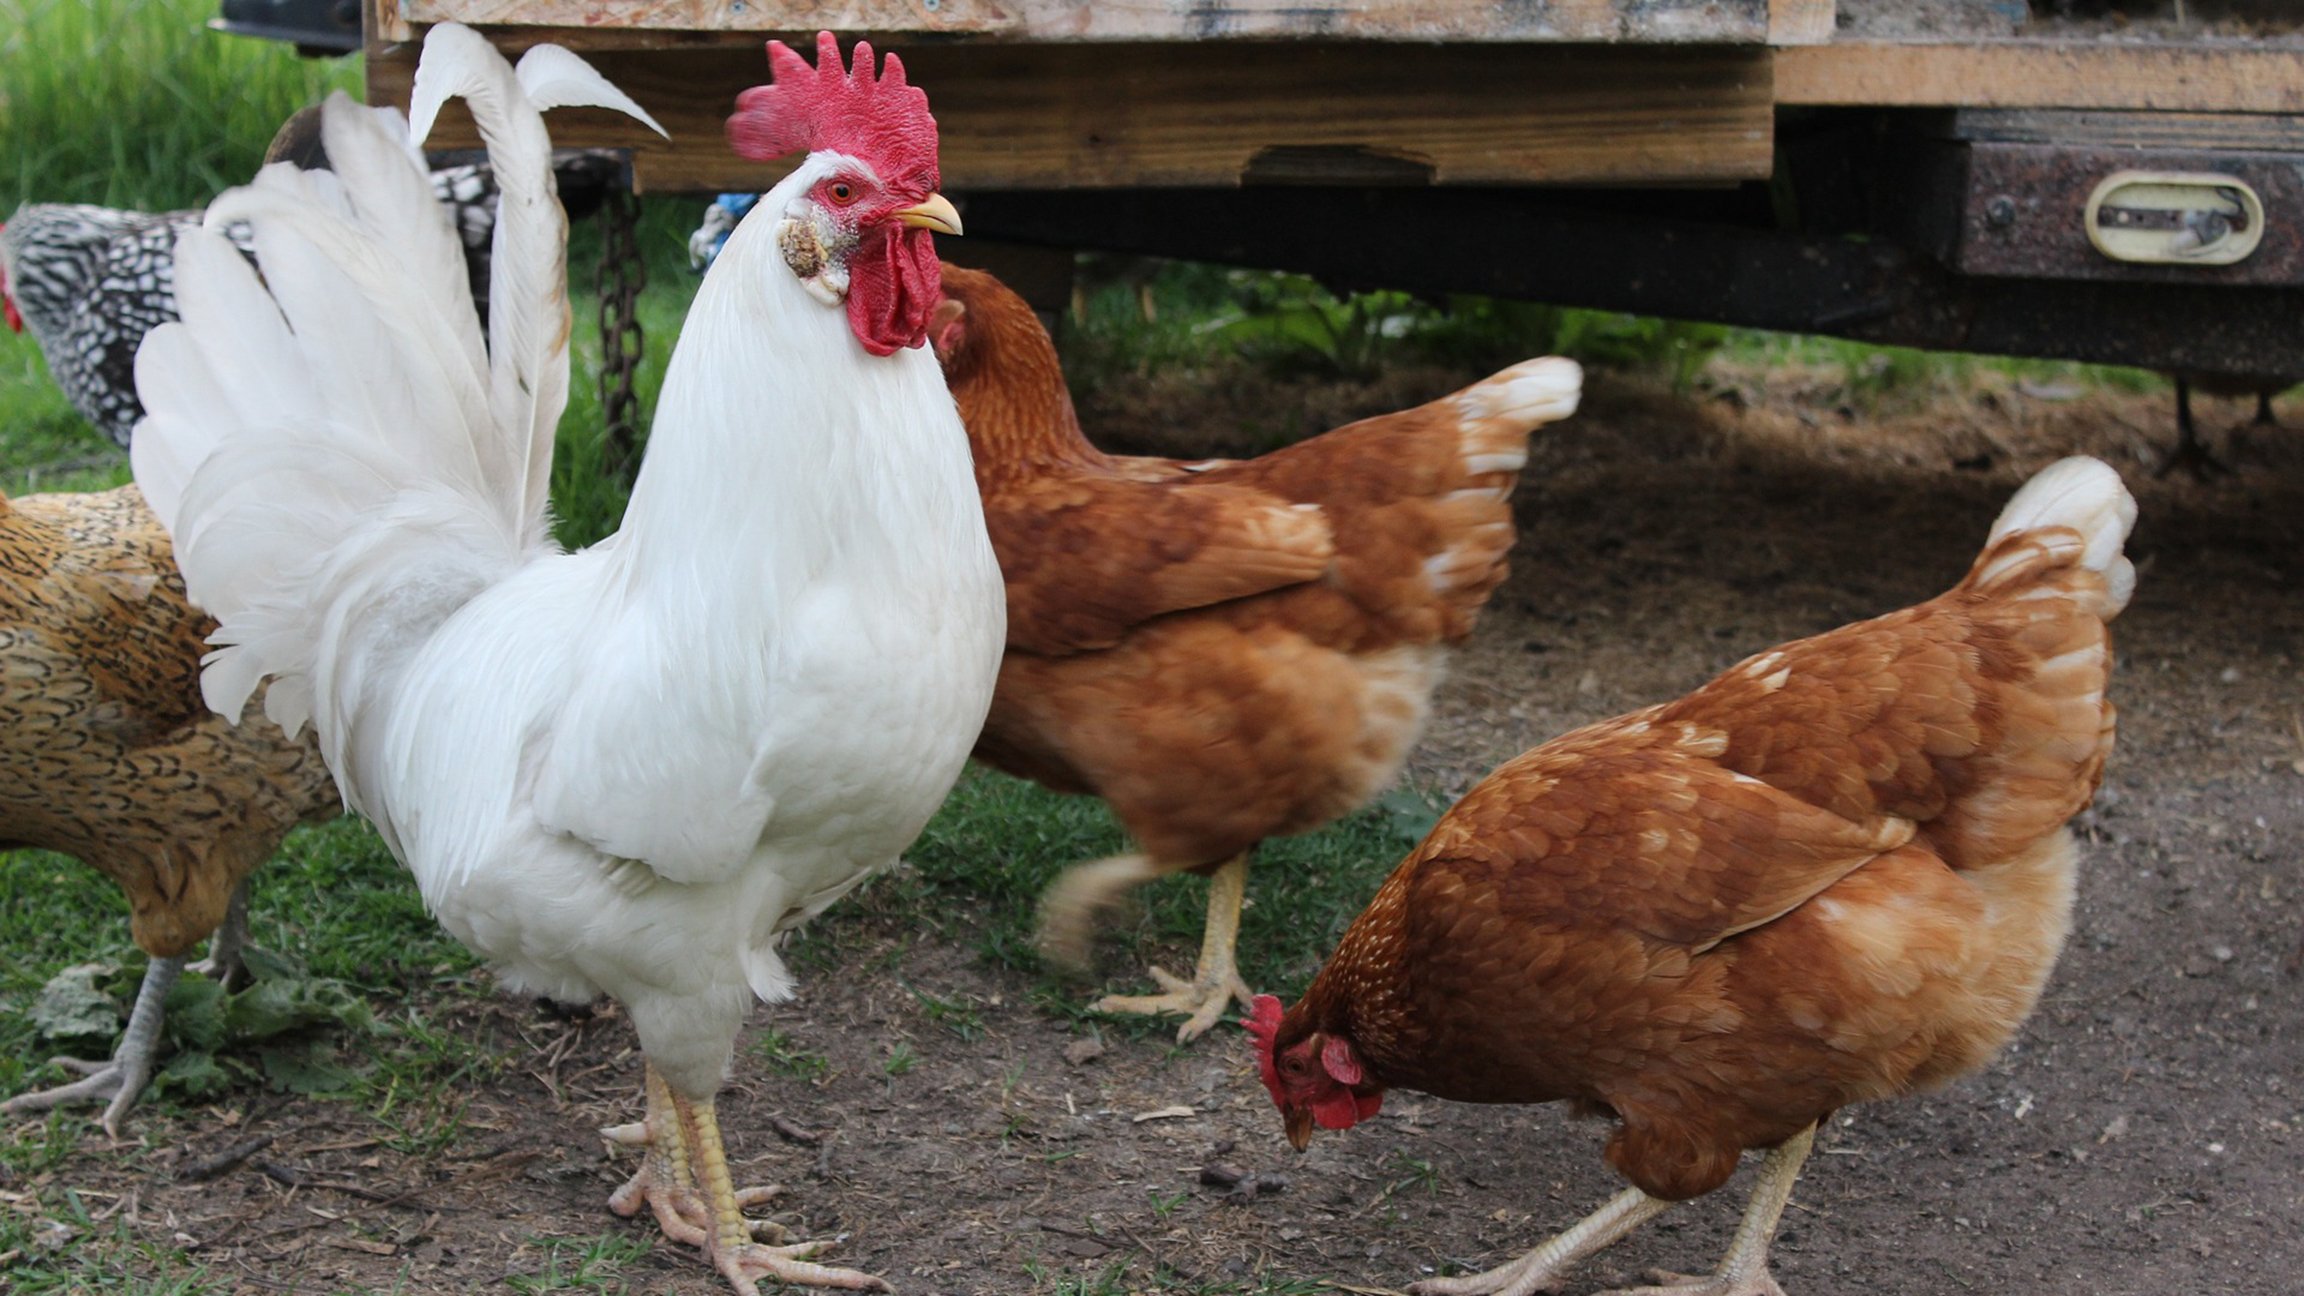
[
  {"x1": 129, "y1": 25, "x2": 657, "y2": 806},
  {"x1": 1983, "y1": 455, "x2": 2139, "y2": 617}
]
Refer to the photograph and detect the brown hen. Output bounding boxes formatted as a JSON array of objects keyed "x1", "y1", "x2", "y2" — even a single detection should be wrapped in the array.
[
  {"x1": 1250, "y1": 456, "x2": 2135, "y2": 1296},
  {"x1": 931, "y1": 264, "x2": 1581, "y2": 1040},
  {"x1": 0, "y1": 484, "x2": 336, "y2": 1134}
]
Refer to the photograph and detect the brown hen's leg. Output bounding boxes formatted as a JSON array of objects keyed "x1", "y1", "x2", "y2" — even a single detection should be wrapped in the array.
[
  {"x1": 1411, "y1": 1186, "x2": 1673, "y2": 1296},
  {"x1": 1602, "y1": 1123, "x2": 1816, "y2": 1296},
  {"x1": 187, "y1": 881, "x2": 252, "y2": 991},
  {"x1": 2, "y1": 955, "x2": 182, "y2": 1137},
  {"x1": 1093, "y1": 852, "x2": 1256, "y2": 1043},
  {"x1": 677, "y1": 1091, "x2": 889, "y2": 1293},
  {"x1": 1036, "y1": 852, "x2": 1163, "y2": 969}
]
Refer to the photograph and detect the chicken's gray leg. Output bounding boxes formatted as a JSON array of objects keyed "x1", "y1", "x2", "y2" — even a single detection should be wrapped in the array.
[{"x1": 1, "y1": 955, "x2": 182, "y2": 1137}]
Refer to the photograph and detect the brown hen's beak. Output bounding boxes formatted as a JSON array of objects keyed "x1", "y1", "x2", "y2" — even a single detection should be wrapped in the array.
[
  {"x1": 896, "y1": 193, "x2": 963, "y2": 236},
  {"x1": 1284, "y1": 1107, "x2": 1315, "y2": 1151}
]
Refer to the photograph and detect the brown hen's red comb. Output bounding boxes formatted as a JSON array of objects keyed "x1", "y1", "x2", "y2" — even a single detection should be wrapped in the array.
[{"x1": 727, "y1": 31, "x2": 940, "y2": 192}]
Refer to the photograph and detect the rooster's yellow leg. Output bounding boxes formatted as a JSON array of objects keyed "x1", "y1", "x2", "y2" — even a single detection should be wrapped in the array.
[
  {"x1": 1093, "y1": 852, "x2": 1256, "y2": 1044},
  {"x1": 605, "y1": 1062, "x2": 710, "y2": 1244},
  {"x1": 605, "y1": 1064, "x2": 785, "y2": 1245},
  {"x1": 677, "y1": 1091, "x2": 890, "y2": 1293},
  {"x1": 1600, "y1": 1124, "x2": 1816, "y2": 1296}
]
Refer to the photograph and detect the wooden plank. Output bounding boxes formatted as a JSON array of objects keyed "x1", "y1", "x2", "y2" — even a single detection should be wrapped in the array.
[
  {"x1": 1776, "y1": 41, "x2": 2304, "y2": 114},
  {"x1": 1949, "y1": 109, "x2": 2304, "y2": 151},
  {"x1": 395, "y1": 0, "x2": 1780, "y2": 44},
  {"x1": 1768, "y1": 0, "x2": 1836, "y2": 46},
  {"x1": 371, "y1": 41, "x2": 1773, "y2": 193}
]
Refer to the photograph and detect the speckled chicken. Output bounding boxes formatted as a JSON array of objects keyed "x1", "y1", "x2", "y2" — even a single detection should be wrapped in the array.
[
  {"x1": 0, "y1": 484, "x2": 337, "y2": 1134},
  {"x1": 1252, "y1": 457, "x2": 2135, "y2": 1296},
  {"x1": 930, "y1": 264, "x2": 1582, "y2": 1041},
  {"x1": 0, "y1": 143, "x2": 622, "y2": 448}
]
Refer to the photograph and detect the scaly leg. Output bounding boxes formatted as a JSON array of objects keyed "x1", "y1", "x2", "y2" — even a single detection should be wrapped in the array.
[
  {"x1": 1411, "y1": 1186, "x2": 1673, "y2": 1296},
  {"x1": 1093, "y1": 852, "x2": 1256, "y2": 1043},
  {"x1": 1602, "y1": 1123, "x2": 1817, "y2": 1296},
  {"x1": 678, "y1": 1091, "x2": 889, "y2": 1293},
  {"x1": 605, "y1": 1063, "x2": 781, "y2": 1245},
  {"x1": 188, "y1": 881, "x2": 252, "y2": 990},
  {"x1": 2, "y1": 955, "x2": 182, "y2": 1137}
]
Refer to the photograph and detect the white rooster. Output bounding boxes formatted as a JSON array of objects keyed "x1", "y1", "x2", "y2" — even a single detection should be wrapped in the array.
[{"x1": 129, "y1": 25, "x2": 1003, "y2": 1294}]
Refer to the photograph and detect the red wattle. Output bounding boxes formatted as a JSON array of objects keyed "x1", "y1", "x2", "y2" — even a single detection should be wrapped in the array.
[{"x1": 846, "y1": 223, "x2": 940, "y2": 357}]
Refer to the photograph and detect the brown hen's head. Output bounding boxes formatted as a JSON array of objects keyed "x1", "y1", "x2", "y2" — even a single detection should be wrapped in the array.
[{"x1": 1248, "y1": 994, "x2": 1383, "y2": 1151}]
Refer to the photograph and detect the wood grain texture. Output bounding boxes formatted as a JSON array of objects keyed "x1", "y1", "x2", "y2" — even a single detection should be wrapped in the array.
[
  {"x1": 1777, "y1": 41, "x2": 2304, "y2": 113},
  {"x1": 396, "y1": 0, "x2": 1782, "y2": 44},
  {"x1": 371, "y1": 41, "x2": 1773, "y2": 191},
  {"x1": 1767, "y1": 0, "x2": 1836, "y2": 45}
]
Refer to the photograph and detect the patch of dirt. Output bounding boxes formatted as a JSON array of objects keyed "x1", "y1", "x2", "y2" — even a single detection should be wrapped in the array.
[{"x1": 14, "y1": 369, "x2": 2301, "y2": 1295}]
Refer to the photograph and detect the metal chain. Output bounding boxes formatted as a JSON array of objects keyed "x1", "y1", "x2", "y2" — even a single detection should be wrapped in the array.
[{"x1": 594, "y1": 183, "x2": 648, "y2": 483}]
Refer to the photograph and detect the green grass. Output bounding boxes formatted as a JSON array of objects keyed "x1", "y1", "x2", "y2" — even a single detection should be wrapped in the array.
[{"x1": 0, "y1": 0, "x2": 360, "y2": 213}]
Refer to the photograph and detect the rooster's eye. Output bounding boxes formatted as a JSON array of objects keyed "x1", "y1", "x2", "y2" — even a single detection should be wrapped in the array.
[{"x1": 827, "y1": 182, "x2": 858, "y2": 205}]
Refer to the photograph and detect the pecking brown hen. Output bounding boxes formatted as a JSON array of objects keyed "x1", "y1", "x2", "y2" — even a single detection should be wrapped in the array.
[
  {"x1": 931, "y1": 264, "x2": 1582, "y2": 1040},
  {"x1": 1250, "y1": 456, "x2": 2135, "y2": 1296},
  {"x1": 0, "y1": 484, "x2": 337, "y2": 1134}
]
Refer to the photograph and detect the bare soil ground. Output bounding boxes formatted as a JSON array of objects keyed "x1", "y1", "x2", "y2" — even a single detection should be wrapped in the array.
[{"x1": 12, "y1": 366, "x2": 2302, "y2": 1295}]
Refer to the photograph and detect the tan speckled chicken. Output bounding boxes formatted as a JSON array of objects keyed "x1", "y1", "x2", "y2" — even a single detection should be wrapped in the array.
[{"x1": 0, "y1": 483, "x2": 336, "y2": 1134}]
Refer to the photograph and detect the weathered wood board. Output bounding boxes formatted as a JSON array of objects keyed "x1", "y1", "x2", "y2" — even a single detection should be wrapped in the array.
[
  {"x1": 372, "y1": 40, "x2": 1775, "y2": 192},
  {"x1": 1776, "y1": 41, "x2": 2304, "y2": 114},
  {"x1": 393, "y1": 0, "x2": 1830, "y2": 45}
]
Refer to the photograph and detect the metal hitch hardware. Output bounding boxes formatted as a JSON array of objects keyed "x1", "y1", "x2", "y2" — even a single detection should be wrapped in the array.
[{"x1": 2085, "y1": 171, "x2": 2266, "y2": 266}]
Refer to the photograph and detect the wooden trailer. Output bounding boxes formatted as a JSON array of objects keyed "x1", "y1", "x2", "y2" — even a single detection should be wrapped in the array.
[{"x1": 365, "y1": 1, "x2": 2304, "y2": 378}]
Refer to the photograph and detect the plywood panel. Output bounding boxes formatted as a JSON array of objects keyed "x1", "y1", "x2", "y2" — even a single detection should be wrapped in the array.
[
  {"x1": 372, "y1": 41, "x2": 1774, "y2": 192},
  {"x1": 395, "y1": 0, "x2": 1790, "y2": 44},
  {"x1": 1776, "y1": 41, "x2": 2304, "y2": 114}
]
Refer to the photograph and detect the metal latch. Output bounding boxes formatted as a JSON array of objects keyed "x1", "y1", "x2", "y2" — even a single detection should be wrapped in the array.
[{"x1": 2084, "y1": 170, "x2": 2265, "y2": 266}]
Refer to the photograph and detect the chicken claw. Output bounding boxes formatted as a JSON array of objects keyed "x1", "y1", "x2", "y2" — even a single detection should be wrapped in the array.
[
  {"x1": 714, "y1": 1237, "x2": 890, "y2": 1293},
  {"x1": 605, "y1": 1066, "x2": 786, "y2": 1249},
  {"x1": 1089, "y1": 852, "x2": 1255, "y2": 1043},
  {"x1": 1410, "y1": 1187, "x2": 1670, "y2": 1296},
  {"x1": 2, "y1": 954, "x2": 181, "y2": 1137},
  {"x1": 681, "y1": 1091, "x2": 888, "y2": 1293}
]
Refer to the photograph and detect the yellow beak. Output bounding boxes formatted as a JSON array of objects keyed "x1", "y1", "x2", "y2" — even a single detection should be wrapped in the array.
[{"x1": 896, "y1": 192, "x2": 964, "y2": 236}]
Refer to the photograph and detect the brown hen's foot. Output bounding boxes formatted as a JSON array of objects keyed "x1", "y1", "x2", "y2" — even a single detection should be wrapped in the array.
[
  {"x1": 1092, "y1": 852, "x2": 1254, "y2": 1043},
  {"x1": 1595, "y1": 1123, "x2": 1816, "y2": 1296},
  {"x1": 1, "y1": 955, "x2": 180, "y2": 1137},
  {"x1": 1410, "y1": 1187, "x2": 1671, "y2": 1296},
  {"x1": 682, "y1": 1091, "x2": 887, "y2": 1293}
]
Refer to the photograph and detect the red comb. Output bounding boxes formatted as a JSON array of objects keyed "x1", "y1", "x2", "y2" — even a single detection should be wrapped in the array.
[
  {"x1": 728, "y1": 32, "x2": 939, "y2": 192},
  {"x1": 1246, "y1": 994, "x2": 1284, "y2": 1044}
]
